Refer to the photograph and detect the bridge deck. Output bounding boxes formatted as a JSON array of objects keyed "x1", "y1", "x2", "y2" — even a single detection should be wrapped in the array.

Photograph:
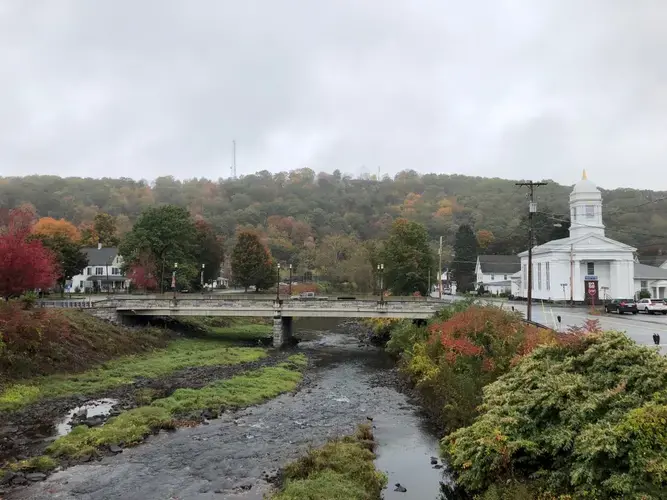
[{"x1": 89, "y1": 297, "x2": 441, "y2": 320}]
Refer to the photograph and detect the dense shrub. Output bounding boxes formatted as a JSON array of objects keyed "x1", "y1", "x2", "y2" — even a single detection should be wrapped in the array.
[
  {"x1": 444, "y1": 331, "x2": 667, "y2": 499},
  {"x1": 396, "y1": 303, "x2": 572, "y2": 434}
]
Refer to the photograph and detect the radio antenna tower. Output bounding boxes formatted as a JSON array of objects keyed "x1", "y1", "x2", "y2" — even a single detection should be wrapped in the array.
[{"x1": 230, "y1": 140, "x2": 237, "y2": 179}]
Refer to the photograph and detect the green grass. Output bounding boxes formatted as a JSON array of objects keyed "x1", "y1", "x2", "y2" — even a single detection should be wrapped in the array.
[
  {"x1": 0, "y1": 339, "x2": 267, "y2": 412},
  {"x1": 45, "y1": 354, "x2": 308, "y2": 459},
  {"x1": 46, "y1": 406, "x2": 175, "y2": 458},
  {"x1": 273, "y1": 424, "x2": 387, "y2": 500},
  {"x1": 1, "y1": 455, "x2": 58, "y2": 478}
]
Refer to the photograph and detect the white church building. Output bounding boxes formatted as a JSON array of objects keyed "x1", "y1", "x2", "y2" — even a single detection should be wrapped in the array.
[{"x1": 513, "y1": 171, "x2": 667, "y2": 303}]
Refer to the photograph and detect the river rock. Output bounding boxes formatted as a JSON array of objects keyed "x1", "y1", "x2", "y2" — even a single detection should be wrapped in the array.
[
  {"x1": 85, "y1": 416, "x2": 105, "y2": 427},
  {"x1": 26, "y1": 472, "x2": 47, "y2": 482},
  {"x1": 394, "y1": 483, "x2": 407, "y2": 492},
  {"x1": 430, "y1": 456, "x2": 438, "y2": 465},
  {"x1": 11, "y1": 473, "x2": 27, "y2": 486},
  {"x1": 109, "y1": 444, "x2": 123, "y2": 453},
  {"x1": 433, "y1": 464, "x2": 443, "y2": 469},
  {"x1": 0, "y1": 471, "x2": 16, "y2": 485}
]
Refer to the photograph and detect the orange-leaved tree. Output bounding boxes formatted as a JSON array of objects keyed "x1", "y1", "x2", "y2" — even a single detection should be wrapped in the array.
[{"x1": 32, "y1": 217, "x2": 81, "y2": 242}]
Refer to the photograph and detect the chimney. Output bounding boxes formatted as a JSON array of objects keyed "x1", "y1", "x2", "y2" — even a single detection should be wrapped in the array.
[{"x1": 98, "y1": 242, "x2": 102, "y2": 250}]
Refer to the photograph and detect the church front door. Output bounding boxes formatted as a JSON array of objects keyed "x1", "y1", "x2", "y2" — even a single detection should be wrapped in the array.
[{"x1": 585, "y1": 280, "x2": 599, "y2": 305}]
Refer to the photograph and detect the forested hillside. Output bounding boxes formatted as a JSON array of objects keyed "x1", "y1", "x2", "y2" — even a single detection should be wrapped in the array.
[{"x1": 1, "y1": 169, "x2": 665, "y2": 257}]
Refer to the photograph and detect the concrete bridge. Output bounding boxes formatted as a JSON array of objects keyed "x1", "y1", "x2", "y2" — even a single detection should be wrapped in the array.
[{"x1": 78, "y1": 297, "x2": 443, "y2": 346}]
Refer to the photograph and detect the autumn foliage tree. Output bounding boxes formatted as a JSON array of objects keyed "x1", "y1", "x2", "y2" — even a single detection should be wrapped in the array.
[
  {"x1": 93, "y1": 213, "x2": 119, "y2": 246},
  {"x1": 127, "y1": 252, "x2": 158, "y2": 292},
  {"x1": 231, "y1": 230, "x2": 275, "y2": 292},
  {"x1": 0, "y1": 208, "x2": 58, "y2": 299},
  {"x1": 32, "y1": 217, "x2": 81, "y2": 242}
]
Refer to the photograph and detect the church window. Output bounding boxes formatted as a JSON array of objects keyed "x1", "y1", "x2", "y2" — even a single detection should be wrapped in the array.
[
  {"x1": 641, "y1": 280, "x2": 648, "y2": 290},
  {"x1": 585, "y1": 205, "x2": 595, "y2": 218},
  {"x1": 546, "y1": 262, "x2": 550, "y2": 290},
  {"x1": 522, "y1": 265, "x2": 527, "y2": 289},
  {"x1": 587, "y1": 262, "x2": 595, "y2": 275},
  {"x1": 537, "y1": 263, "x2": 542, "y2": 290}
]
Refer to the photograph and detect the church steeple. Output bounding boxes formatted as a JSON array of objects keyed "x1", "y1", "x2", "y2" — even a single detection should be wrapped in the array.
[{"x1": 569, "y1": 172, "x2": 604, "y2": 239}]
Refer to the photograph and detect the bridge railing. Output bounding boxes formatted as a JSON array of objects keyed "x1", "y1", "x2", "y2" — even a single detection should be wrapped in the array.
[
  {"x1": 89, "y1": 294, "x2": 447, "y2": 304},
  {"x1": 38, "y1": 299, "x2": 92, "y2": 309}
]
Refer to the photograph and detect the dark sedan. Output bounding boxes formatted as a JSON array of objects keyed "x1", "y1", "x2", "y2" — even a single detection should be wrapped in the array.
[{"x1": 605, "y1": 299, "x2": 638, "y2": 314}]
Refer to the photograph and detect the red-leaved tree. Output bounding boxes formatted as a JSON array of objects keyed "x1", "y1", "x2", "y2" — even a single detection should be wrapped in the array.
[
  {"x1": 0, "y1": 208, "x2": 58, "y2": 299},
  {"x1": 127, "y1": 252, "x2": 158, "y2": 292}
]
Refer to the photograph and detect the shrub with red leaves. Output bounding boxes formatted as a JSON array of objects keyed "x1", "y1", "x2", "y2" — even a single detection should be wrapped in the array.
[{"x1": 0, "y1": 207, "x2": 58, "y2": 299}]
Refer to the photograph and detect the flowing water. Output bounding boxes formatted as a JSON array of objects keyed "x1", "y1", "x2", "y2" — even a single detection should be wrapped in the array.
[{"x1": 11, "y1": 320, "x2": 450, "y2": 500}]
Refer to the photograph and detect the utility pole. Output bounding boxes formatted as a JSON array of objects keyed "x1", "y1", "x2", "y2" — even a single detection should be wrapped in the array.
[
  {"x1": 515, "y1": 181, "x2": 547, "y2": 321},
  {"x1": 438, "y1": 236, "x2": 443, "y2": 299}
]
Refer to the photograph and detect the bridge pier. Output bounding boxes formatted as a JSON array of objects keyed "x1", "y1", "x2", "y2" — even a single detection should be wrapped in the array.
[{"x1": 272, "y1": 315, "x2": 293, "y2": 347}]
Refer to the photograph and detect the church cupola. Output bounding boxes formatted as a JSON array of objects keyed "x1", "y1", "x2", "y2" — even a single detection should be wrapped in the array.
[{"x1": 569, "y1": 169, "x2": 605, "y2": 239}]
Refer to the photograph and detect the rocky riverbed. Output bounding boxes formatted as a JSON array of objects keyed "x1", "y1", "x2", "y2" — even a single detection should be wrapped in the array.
[{"x1": 4, "y1": 319, "x2": 451, "y2": 499}]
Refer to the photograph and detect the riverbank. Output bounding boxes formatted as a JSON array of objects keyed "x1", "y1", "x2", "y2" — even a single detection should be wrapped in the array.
[
  {"x1": 0, "y1": 313, "x2": 289, "y2": 490},
  {"x1": 0, "y1": 303, "x2": 170, "y2": 383},
  {"x1": 7, "y1": 323, "x2": 448, "y2": 500}
]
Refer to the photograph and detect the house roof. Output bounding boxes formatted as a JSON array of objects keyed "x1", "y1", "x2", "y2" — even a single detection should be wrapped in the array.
[
  {"x1": 639, "y1": 256, "x2": 667, "y2": 268},
  {"x1": 477, "y1": 255, "x2": 521, "y2": 274},
  {"x1": 634, "y1": 263, "x2": 667, "y2": 280},
  {"x1": 82, "y1": 247, "x2": 119, "y2": 266},
  {"x1": 519, "y1": 233, "x2": 637, "y2": 257}
]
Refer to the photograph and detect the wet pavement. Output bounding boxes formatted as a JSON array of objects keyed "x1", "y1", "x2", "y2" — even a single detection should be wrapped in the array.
[{"x1": 8, "y1": 322, "x2": 449, "y2": 499}]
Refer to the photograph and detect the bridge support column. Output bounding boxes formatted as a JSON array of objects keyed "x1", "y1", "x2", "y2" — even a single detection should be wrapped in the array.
[{"x1": 272, "y1": 316, "x2": 293, "y2": 347}]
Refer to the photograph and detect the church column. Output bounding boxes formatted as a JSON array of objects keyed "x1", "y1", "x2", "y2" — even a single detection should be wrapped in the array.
[
  {"x1": 572, "y1": 259, "x2": 582, "y2": 302},
  {"x1": 610, "y1": 261, "x2": 620, "y2": 299}
]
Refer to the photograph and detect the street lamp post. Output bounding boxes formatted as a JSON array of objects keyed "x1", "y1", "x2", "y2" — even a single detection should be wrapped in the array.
[
  {"x1": 172, "y1": 263, "x2": 178, "y2": 300},
  {"x1": 288, "y1": 264, "x2": 293, "y2": 296},
  {"x1": 201, "y1": 263, "x2": 205, "y2": 291},
  {"x1": 377, "y1": 263, "x2": 385, "y2": 304},
  {"x1": 276, "y1": 263, "x2": 281, "y2": 301}
]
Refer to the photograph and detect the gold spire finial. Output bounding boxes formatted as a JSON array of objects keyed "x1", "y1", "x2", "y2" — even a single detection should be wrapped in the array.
[{"x1": 582, "y1": 169, "x2": 588, "y2": 180}]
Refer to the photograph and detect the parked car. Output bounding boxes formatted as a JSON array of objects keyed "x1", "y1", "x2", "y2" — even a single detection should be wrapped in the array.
[
  {"x1": 604, "y1": 299, "x2": 638, "y2": 315},
  {"x1": 637, "y1": 298, "x2": 667, "y2": 314}
]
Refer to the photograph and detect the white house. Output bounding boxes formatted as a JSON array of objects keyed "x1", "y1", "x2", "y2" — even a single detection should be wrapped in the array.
[
  {"x1": 634, "y1": 263, "x2": 667, "y2": 300},
  {"x1": 516, "y1": 171, "x2": 638, "y2": 303},
  {"x1": 69, "y1": 244, "x2": 129, "y2": 293},
  {"x1": 475, "y1": 255, "x2": 521, "y2": 295}
]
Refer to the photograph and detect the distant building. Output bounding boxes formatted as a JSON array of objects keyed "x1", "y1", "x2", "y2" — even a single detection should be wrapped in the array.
[
  {"x1": 514, "y1": 171, "x2": 667, "y2": 302},
  {"x1": 475, "y1": 255, "x2": 520, "y2": 295},
  {"x1": 69, "y1": 244, "x2": 129, "y2": 293}
]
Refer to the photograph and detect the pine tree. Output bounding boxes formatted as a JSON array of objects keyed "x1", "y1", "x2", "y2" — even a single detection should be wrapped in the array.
[
  {"x1": 453, "y1": 224, "x2": 478, "y2": 292},
  {"x1": 384, "y1": 219, "x2": 434, "y2": 296},
  {"x1": 231, "y1": 230, "x2": 275, "y2": 292}
]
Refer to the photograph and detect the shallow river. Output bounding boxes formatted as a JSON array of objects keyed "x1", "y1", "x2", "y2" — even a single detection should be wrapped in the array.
[{"x1": 12, "y1": 320, "x2": 450, "y2": 500}]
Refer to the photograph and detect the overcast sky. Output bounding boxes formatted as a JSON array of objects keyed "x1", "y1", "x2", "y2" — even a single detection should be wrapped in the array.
[{"x1": 1, "y1": 1, "x2": 665, "y2": 189}]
